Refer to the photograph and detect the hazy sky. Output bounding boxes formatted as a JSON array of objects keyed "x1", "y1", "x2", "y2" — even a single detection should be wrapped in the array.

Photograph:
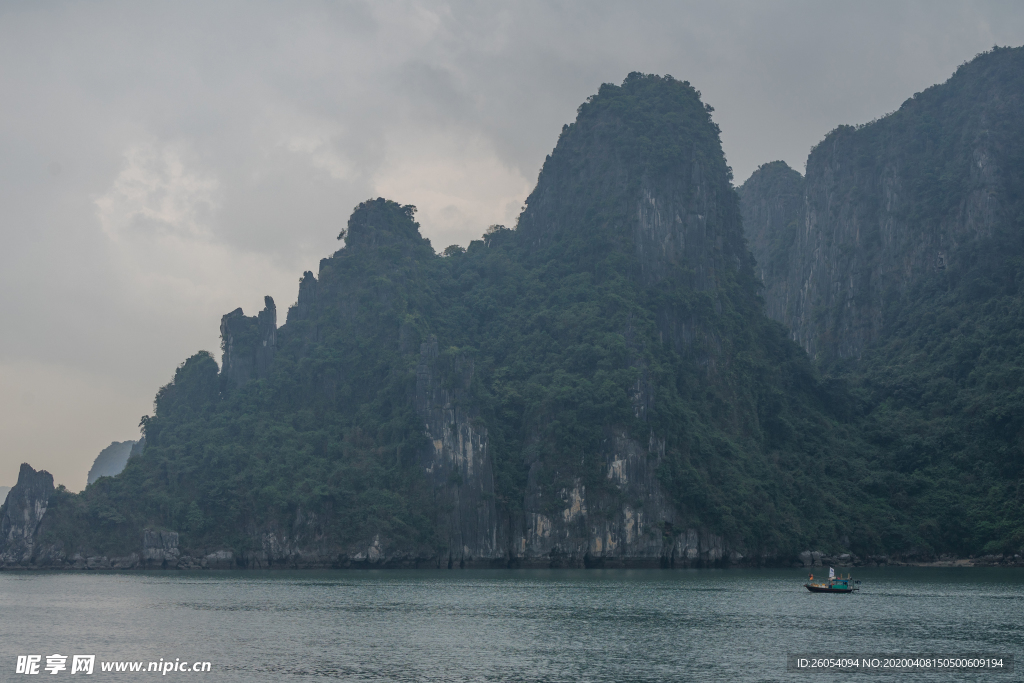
[{"x1": 2, "y1": 1, "x2": 1023, "y2": 490}]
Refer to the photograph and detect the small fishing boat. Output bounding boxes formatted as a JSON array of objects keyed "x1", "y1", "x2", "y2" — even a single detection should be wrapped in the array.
[{"x1": 804, "y1": 567, "x2": 859, "y2": 593}]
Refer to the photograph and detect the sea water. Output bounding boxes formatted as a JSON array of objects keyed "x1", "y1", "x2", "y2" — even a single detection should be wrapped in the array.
[{"x1": 1, "y1": 567, "x2": 1021, "y2": 681}]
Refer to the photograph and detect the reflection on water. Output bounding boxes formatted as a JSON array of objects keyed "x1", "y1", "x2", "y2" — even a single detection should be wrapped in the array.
[{"x1": 1, "y1": 568, "x2": 1021, "y2": 681}]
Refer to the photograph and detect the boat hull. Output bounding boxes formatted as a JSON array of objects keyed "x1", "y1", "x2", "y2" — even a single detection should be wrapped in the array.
[{"x1": 804, "y1": 583, "x2": 856, "y2": 593}]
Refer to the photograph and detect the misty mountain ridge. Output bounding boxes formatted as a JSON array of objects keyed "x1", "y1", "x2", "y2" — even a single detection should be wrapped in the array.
[
  {"x1": 86, "y1": 441, "x2": 138, "y2": 486},
  {"x1": 2, "y1": 49, "x2": 1022, "y2": 569}
]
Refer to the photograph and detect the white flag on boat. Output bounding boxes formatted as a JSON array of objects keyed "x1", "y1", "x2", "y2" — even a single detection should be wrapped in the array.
[{"x1": 829, "y1": 567, "x2": 835, "y2": 578}]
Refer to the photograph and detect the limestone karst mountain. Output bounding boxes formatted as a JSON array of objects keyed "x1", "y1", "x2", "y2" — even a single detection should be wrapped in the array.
[
  {"x1": 0, "y1": 465, "x2": 55, "y2": 566},
  {"x1": 3, "y1": 53, "x2": 1022, "y2": 570},
  {"x1": 740, "y1": 46, "x2": 1024, "y2": 558},
  {"x1": 740, "y1": 47, "x2": 1024, "y2": 364},
  {"x1": 2, "y1": 73, "x2": 875, "y2": 569}
]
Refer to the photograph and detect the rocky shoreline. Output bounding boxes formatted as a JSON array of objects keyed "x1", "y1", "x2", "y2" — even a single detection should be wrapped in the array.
[
  {"x1": 3, "y1": 533, "x2": 1021, "y2": 571},
  {"x1": 3, "y1": 463, "x2": 1022, "y2": 571}
]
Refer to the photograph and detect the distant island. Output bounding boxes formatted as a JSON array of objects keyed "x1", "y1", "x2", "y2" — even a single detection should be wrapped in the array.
[{"x1": 2, "y1": 47, "x2": 1022, "y2": 570}]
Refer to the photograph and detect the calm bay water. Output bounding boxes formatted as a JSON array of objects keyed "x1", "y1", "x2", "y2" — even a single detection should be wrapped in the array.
[{"x1": 1, "y1": 568, "x2": 1021, "y2": 681}]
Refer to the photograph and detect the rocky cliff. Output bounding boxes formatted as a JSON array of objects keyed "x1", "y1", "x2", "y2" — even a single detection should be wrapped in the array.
[
  {"x1": 739, "y1": 47, "x2": 1024, "y2": 559},
  {"x1": 493, "y1": 74, "x2": 769, "y2": 567},
  {"x1": 0, "y1": 464, "x2": 55, "y2": 566},
  {"x1": 220, "y1": 296, "x2": 277, "y2": 390},
  {"x1": 415, "y1": 335, "x2": 504, "y2": 566},
  {"x1": 737, "y1": 160, "x2": 805, "y2": 329},
  {"x1": 740, "y1": 47, "x2": 1024, "y2": 363},
  {"x1": 4, "y1": 73, "x2": 910, "y2": 569}
]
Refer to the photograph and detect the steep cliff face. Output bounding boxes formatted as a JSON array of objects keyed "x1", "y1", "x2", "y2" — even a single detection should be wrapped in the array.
[
  {"x1": 741, "y1": 47, "x2": 1024, "y2": 362},
  {"x1": 415, "y1": 336, "x2": 504, "y2": 566},
  {"x1": 514, "y1": 432, "x2": 735, "y2": 568},
  {"x1": 0, "y1": 464, "x2": 54, "y2": 565},
  {"x1": 285, "y1": 271, "x2": 319, "y2": 328},
  {"x1": 737, "y1": 161, "x2": 805, "y2": 327},
  {"x1": 518, "y1": 73, "x2": 755, "y2": 346},
  {"x1": 739, "y1": 48, "x2": 1024, "y2": 558},
  {"x1": 414, "y1": 336, "x2": 734, "y2": 568},
  {"x1": 220, "y1": 296, "x2": 277, "y2": 390},
  {"x1": 496, "y1": 74, "x2": 770, "y2": 566}
]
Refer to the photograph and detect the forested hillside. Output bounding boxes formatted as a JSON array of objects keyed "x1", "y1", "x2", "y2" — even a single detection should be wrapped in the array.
[
  {"x1": 3, "y1": 53, "x2": 1022, "y2": 570},
  {"x1": 741, "y1": 46, "x2": 1024, "y2": 559}
]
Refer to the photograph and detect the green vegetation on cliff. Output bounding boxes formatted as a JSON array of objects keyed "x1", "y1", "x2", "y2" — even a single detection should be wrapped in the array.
[
  {"x1": 26, "y1": 74, "x2": 903, "y2": 565},
  {"x1": 21, "y1": 55, "x2": 1024, "y2": 567},
  {"x1": 851, "y1": 241, "x2": 1024, "y2": 556},
  {"x1": 741, "y1": 47, "x2": 1024, "y2": 558}
]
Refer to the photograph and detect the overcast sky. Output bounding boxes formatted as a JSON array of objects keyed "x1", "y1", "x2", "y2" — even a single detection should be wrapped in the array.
[{"x1": 2, "y1": 1, "x2": 1023, "y2": 490}]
